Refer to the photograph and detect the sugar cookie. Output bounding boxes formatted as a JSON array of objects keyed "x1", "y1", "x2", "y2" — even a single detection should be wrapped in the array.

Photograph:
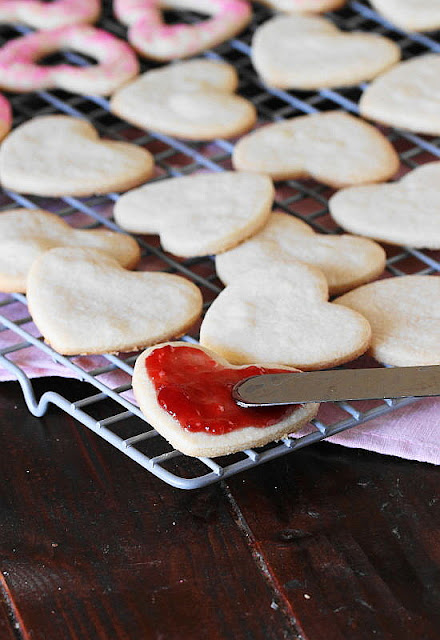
[
  {"x1": 133, "y1": 342, "x2": 319, "y2": 457},
  {"x1": 114, "y1": 0, "x2": 251, "y2": 61},
  {"x1": 114, "y1": 172, "x2": 274, "y2": 257},
  {"x1": 0, "y1": 116, "x2": 154, "y2": 197},
  {"x1": 0, "y1": 92, "x2": 11, "y2": 141},
  {"x1": 360, "y1": 54, "x2": 440, "y2": 136},
  {"x1": 335, "y1": 276, "x2": 440, "y2": 366},
  {"x1": 200, "y1": 266, "x2": 371, "y2": 370},
  {"x1": 27, "y1": 248, "x2": 203, "y2": 356},
  {"x1": 329, "y1": 162, "x2": 440, "y2": 249},
  {"x1": 233, "y1": 111, "x2": 399, "y2": 187},
  {"x1": 0, "y1": 25, "x2": 139, "y2": 95},
  {"x1": 216, "y1": 212, "x2": 386, "y2": 295},
  {"x1": 370, "y1": 0, "x2": 440, "y2": 32},
  {"x1": 251, "y1": 14, "x2": 400, "y2": 89},
  {"x1": 0, "y1": 0, "x2": 100, "y2": 29},
  {"x1": 110, "y1": 59, "x2": 256, "y2": 140},
  {"x1": 256, "y1": 0, "x2": 346, "y2": 13},
  {"x1": 0, "y1": 208, "x2": 141, "y2": 293}
]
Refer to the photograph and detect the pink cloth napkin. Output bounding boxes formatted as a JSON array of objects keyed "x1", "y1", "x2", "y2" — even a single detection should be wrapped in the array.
[
  {"x1": 1, "y1": 294, "x2": 439, "y2": 465},
  {"x1": 306, "y1": 397, "x2": 440, "y2": 465}
]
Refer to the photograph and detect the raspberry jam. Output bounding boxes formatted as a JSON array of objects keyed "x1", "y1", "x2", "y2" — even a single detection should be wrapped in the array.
[{"x1": 145, "y1": 344, "x2": 295, "y2": 435}]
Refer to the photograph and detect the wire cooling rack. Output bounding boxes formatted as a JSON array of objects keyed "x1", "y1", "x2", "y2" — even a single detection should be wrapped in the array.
[{"x1": 0, "y1": 1, "x2": 439, "y2": 489}]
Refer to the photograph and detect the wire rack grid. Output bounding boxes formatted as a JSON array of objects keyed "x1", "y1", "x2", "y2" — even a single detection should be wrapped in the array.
[{"x1": 0, "y1": 1, "x2": 439, "y2": 489}]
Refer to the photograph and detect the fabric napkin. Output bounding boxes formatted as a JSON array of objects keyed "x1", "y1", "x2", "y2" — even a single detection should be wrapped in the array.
[{"x1": 310, "y1": 396, "x2": 440, "y2": 465}]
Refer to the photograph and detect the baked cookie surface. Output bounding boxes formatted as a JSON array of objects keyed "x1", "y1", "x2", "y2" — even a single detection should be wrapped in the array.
[
  {"x1": 114, "y1": 0, "x2": 252, "y2": 60},
  {"x1": 360, "y1": 54, "x2": 440, "y2": 136},
  {"x1": 329, "y1": 162, "x2": 440, "y2": 249},
  {"x1": 0, "y1": 208, "x2": 141, "y2": 293},
  {"x1": 27, "y1": 248, "x2": 203, "y2": 355},
  {"x1": 114, "y1": 171, "x2": 274, "y2": 257},
  {"x1": 0, "y1": 25, "x2": 138, "y2": 95},
  {"x1": 335, "y1": 276, "x2": 440, "y2": 366},
  {"x1": 0, "y1": 116, "x2": 154, "y2": 197},
  {"x1": 133, "y1": 341, "x2": 319, "y2": 457},
  {"x1": 233, "y1": 111, "x2": 399, "y2": 187},
  {"x1": 200, "y1": 266, "x2": 371, "y2": 370},
  {"x1": 110, "y1": 59, "x2": 256, "y2": 140},
  {"x1": 251, "y1": 14, "x2": 400, "y2": 89},
  {"x1": 216, "y1": 211, "x2": 386, "y2": 295},
  {"x1": 370, "y1": 0, "x2": 440, "y2": 32},
  {"x1": 256, "y1": 0, "x2": 346, "y2": 13},
  {"x1": 0, "y1": 0, "x2": 101, "y2": 29}
]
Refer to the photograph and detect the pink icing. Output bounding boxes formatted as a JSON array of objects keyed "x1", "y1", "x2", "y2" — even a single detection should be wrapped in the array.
[
  {"x1": 114, "y1": 0, "x2": 251, "y2": 59},
  {"x1": 0, "y1": 25, "x2": 139, "y2": 95},
  {"x1": 0, "y1": 92, "x2": 11, "y2": 127},
  {"x1": 0, "y1": 0, "x2": 101, "y2": 29}
]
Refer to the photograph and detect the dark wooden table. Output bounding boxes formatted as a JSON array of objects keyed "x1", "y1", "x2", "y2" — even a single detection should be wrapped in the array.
[{"x1": 1, "y1": 377, "x2": 439, "y2": 640}]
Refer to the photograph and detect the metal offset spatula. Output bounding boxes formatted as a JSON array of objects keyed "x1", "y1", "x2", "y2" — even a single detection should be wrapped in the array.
[{"x1": 232, "y1": 365, "x2": 440, "y2": 407}]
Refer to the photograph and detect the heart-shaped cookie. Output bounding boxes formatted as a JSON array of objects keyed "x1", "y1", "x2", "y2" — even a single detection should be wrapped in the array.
[
  {"x1": 233, "y1": 111, "x2": 399, "y2": 187},
  {"x1": 251, "y1": 14, "x2": 400, "y2": 89},
  {"x1": 216, "y1": 212, "x2": 386, "y2": 295},
  {"x1": 133, "y1": 341, "x2": 319, "y2": 457},
  {"x1": 114, "y1": 0, "x2": 251, "y2": 61},
  {"x1": 0, "y1": 208, "x2": 141, "y2": 293},
  {"x1": 200, "y1": 266, "x2": 371, "y2": 370},
  {"x1": 0, "y1": 25, "x2": 138, "y2": 95},
  {"x1": 257, "y1": 0, "x2": 346, "y2": 12},
  {"x1": 0, "y1": 116, "x2": 154, "y2": 197},
  {"x1": 0, "y1": 0, "x2": 101, "y2": 29},
  {"x1": 26, "y1": 248, "x2": 203, "y2": 355},
  {"x1": 114, "y1": 172, "x2": 274, "y2": 257},
  {"x1": 370, "y1": 0, "x2": 440, "y2": 32},
  {"x1": 335, "y1": 276, "x2": 440, "y2": 366},
  {"x1": 110, "y1": 59, "x2": 257, "y2": 140},
  {"x1": 329, "y1": 162, "x2": 440, "y2": 249},
  {"x1": 360, "y1": 54, "x2": 440, "y2": 136}
]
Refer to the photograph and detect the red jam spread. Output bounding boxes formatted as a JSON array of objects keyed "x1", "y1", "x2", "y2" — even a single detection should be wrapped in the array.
[{"x1": 145, "y1": 344, "x2": 295, "y2": 435}]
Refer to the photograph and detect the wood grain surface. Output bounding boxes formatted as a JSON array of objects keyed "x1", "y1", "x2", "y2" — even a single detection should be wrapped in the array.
[{"x1": 0, "y1": 377, "x2": 439, "y2": 640}]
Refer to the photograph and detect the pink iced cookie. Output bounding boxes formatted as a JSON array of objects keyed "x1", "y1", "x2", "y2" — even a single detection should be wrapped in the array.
[
  {"x1": 0, "y1": 92, "x2": 11, "y2": 141},
  {"x1": 0, "y1": 0, "x2": 101, "y2": 29},
  {"x1": 0, "y1": 25, "x2": 139, "y2": 96},
  {"x1": 114, "y1": 0, "x2": 252, "y2": 60}
]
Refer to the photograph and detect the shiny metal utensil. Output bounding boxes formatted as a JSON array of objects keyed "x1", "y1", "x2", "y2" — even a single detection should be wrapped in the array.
[{"x1": 233, "y1": 365, "x2": 440, "y2": 407}]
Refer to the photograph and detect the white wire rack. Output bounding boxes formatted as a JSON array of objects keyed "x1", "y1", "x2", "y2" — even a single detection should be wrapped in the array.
[{"x1": 0, "y1": 1, "x2": 439, "y2": 489}]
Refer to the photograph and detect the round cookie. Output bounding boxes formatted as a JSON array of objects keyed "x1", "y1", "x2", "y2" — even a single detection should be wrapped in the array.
[
  {"x1": 114, "y1": 172, "x2": 274, "y2": 257},
  {"x1": 215, "y1": 212, "x2": 386, "y2": 295},
  {"x1": 26, "y1": 248, "x2": 203, "y2": 356},
  {"x1": 360, "y1": 54, "x2": 440, "y2": 136},
  {"x1": 110, "y1": 59, "x2": 257, "y2": 141},
  {"x1": 0, "y1": 208, "x2": 141, "y2": 293},
  {"x1": 329, "y1": 162, "x2": 440, "y2": 249},
  {"x1": 133, "y1": 341, "x2": 319, "y2": 457},
  {"x1": 251, "y1": 14, "x2": 400, "y2": 89},
  {"x1": 200, "y1": 266, "x2": 372, "y2": 370},
  {"x1": 232, "y1": 111, "x2": 399, "y2": 187},
  {"x1": 0, "y1": 116, "x2": 154, "y2": 197},
  {"x1": 335, "y1": 276, "x2": 440, "y2": 366},
  {"x1": 114, "y1": 0, "x2": 252, "y2": 61}
]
